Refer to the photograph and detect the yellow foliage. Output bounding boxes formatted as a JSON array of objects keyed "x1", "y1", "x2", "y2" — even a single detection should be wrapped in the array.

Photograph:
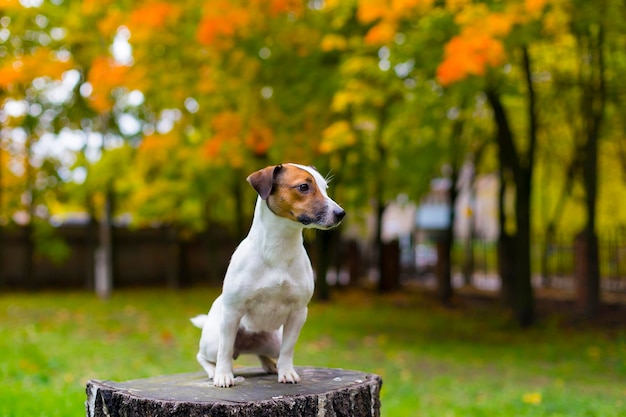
[
  {"x1": 321, "y1": 34, "x2": 348, "y2": 52},
  {"x1": 522, "y1": 392, "x2": 542, "y2": 405},
  {"x1": 0, "y1": 0, "x2": 20, "y2": 10},
  {"x1": 97, "y1": 9, "x2": 124, "y2": 38},
  {"x1": 319, "y1": 121, "x2": 356, "y2": 154},
  {"x1": 331, "y1": 91, "x2": 355, "y2": 113},
  {"x1": 80, "y1": 0, "x2": 114, "y2": 16},
  {"x1": 391, "y1": 0, "x2": 433, "y2": 16},
  {"x1": 542, "y1": 0, "x2": 570, "y2": 37},
  {"x1": 445, "y1": 0, "x2": 471, "y2": 13}
]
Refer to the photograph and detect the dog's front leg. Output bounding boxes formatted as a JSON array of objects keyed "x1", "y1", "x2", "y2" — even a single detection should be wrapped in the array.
[
  {"x1": 214, "y1": 311, "x2": 242, "y2": 388},
  {"x1": 277, "y1": 307, "x2": 308, "y2": 383}
]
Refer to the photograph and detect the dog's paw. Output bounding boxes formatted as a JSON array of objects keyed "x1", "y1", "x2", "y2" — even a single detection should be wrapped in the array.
[
  {"x1": 213, "y1": 372, "x2": 236, "y2": 388},
  {"x1": 278, "y1": 368, "x2": 301, "y2": 384}
]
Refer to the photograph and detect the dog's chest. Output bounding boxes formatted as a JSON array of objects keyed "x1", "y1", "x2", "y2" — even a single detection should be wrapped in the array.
[{"x1": 240, "y1": 269, "x2": 313, "y2": 331}]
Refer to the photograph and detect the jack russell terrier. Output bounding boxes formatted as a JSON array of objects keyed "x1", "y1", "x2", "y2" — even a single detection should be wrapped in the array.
[{"x1": 191, "y1": 163, "x2": 345, "y2": 387}]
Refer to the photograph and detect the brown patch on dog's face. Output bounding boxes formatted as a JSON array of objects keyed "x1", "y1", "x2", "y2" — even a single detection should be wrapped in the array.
[{"x1": 266, "y1": 165, "x2": 328, "y2": 225}]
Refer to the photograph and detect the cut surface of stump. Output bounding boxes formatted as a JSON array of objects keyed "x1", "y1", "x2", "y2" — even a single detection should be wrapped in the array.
[{"x1": 86, "y1": 367, "x2": 382, "y2": 417}]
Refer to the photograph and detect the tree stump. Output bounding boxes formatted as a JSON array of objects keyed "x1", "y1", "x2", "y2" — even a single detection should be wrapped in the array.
[{"x1": 86, "y1": 367, "x2": 382, "y2": 417}]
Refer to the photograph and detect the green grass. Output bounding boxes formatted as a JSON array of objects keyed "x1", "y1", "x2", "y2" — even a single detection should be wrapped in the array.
[{"x1": 1, "y1": 288, "x2": 625, "y2": 417}]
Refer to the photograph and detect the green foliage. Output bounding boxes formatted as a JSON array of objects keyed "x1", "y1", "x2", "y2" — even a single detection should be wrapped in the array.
[
  {"x1": 0, "y1": 289, "x2": 624, "y2": 417},
  {"x1": 32, "y1": 220, "x2": 71, "y2": 265}
]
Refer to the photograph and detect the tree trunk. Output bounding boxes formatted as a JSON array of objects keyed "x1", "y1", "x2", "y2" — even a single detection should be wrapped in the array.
[
  {"x1": 86, "y1": 368, "x2": 382, "y2": 417},
  {"x1": 514, "y1": 171, "x2": 534, "y2": 327},
  {"x1": 437, "y1": 173, "x2": 457, "y2": 306},
  {"x1": 487, "y1": 46, "x2": 538, "y2": 327},
  {"x1": 575, "y1": 23, "x2": 605, "y2": 317},
  {"x1": 95, "y1": 186, "x2": 113, "y2": 299}
]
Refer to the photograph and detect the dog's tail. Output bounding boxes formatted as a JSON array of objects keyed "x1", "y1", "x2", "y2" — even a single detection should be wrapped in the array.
[{"x1": 190, "y1": 314, "x2": 208, "y2": 329}]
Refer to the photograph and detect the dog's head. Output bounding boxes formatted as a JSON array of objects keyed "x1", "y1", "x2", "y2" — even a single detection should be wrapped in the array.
[{"x1": 247, "y1": 163, "x2": 345, "y2": 229}]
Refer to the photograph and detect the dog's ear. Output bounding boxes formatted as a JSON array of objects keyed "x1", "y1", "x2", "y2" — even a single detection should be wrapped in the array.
[{"x1": 247, "y1": 165, "x2": 282, "y2": 200}]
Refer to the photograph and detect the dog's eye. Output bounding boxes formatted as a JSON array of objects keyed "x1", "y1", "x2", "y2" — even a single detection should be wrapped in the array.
[{"x1": 298, "y1": 183, "x2": 310, "y2": 193}]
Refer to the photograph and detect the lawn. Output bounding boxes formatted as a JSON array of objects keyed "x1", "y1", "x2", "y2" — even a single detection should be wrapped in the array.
[{"x1": 1, "y1": 287, "x2": 624, "y2": 417}]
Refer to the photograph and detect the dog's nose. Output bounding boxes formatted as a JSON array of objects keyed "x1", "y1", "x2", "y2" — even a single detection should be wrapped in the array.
[{"x1": 334, "y1": 209, "x2": 346, "y2": 222}]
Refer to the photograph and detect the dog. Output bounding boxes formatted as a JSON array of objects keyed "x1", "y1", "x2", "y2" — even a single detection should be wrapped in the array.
[{"x1": 191, "y1": 163, "x2": 345, "y2": 388}]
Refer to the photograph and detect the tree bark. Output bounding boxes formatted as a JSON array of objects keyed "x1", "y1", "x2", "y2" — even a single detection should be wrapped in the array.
[{"x1": 86, "y1": 368, "x2": 382, "y2": 417}]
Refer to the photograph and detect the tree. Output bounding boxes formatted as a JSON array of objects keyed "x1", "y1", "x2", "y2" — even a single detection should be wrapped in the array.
[{"x1": 435, "y1": 1, "x2": 548, "y2": 326}]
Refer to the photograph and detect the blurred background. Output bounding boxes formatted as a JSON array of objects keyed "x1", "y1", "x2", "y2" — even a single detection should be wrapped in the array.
[
  {"x1": 2, "y1": 2, "x2": 626, "y2": 417},
  {"x1": 1, "y1": 0, "x2": 626, "y2": 326}
]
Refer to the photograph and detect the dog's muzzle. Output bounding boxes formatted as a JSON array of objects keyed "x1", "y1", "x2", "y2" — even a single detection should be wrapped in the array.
[{"x1": 298, "y1": 207, "x2": 345, "y2": 228}]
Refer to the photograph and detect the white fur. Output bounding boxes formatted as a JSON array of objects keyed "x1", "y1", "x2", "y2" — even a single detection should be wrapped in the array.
[{"x1": 191, "y1": 164, "x2": 344, "y2": 387}]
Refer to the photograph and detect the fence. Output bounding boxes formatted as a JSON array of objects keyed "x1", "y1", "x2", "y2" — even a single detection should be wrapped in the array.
[
  {"x1": 446, "y1": 232, "x2": 626, "y2": 294},
  {"x1": 0, "y1": 225, "x2": 239, "y2": 290},
  {"x1": 2, "y1": 224, "x2": 626, "y2": 295}
]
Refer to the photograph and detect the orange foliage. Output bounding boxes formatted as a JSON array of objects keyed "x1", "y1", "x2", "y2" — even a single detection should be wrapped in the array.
[
  {"x1": 86, "y1": 56, "x2": 130, "y2": 113},
  {"x1": 203, "y1": 111, "x2": 242, "y2": 159},
  {"x1": 357, "y1": 0, "x2": 389, "y2": 23},
  {"x1": 196, "y1": 0, "x2": 250, "y2": 46},
  {"x1": 127, "y1": 1, "x2": 181, "y2": 41},
  {"x1": 0, "y1": 48, "x2": 72, "y2": 89},
  {"x1": 245, "y1": 123, "x2": 273, "y2": 157},
  {"x1": 139, "y1": 132, "x2": 180, "y2": 165},
  {"x1": 437, "y1": 4, "x2": 517, "y2": 86},
  {"x1": 358, "y1": 0, "x2": 434, "y2": 45},
  {"x1": 194, "y1": 0, "x2": 301, "y2": 47},
  {"x1": 268, "y1": 0, "x2": 302, "y2": 16},
  {"x1": 437, "y1": 30, "x2": 505, "y2": 85},
  {"x1": 525, "y1": 0, "x2": 548, "y2": 16},
  {"x1": 364, "y1": 21, "x2": 397, "y2": 45}
]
